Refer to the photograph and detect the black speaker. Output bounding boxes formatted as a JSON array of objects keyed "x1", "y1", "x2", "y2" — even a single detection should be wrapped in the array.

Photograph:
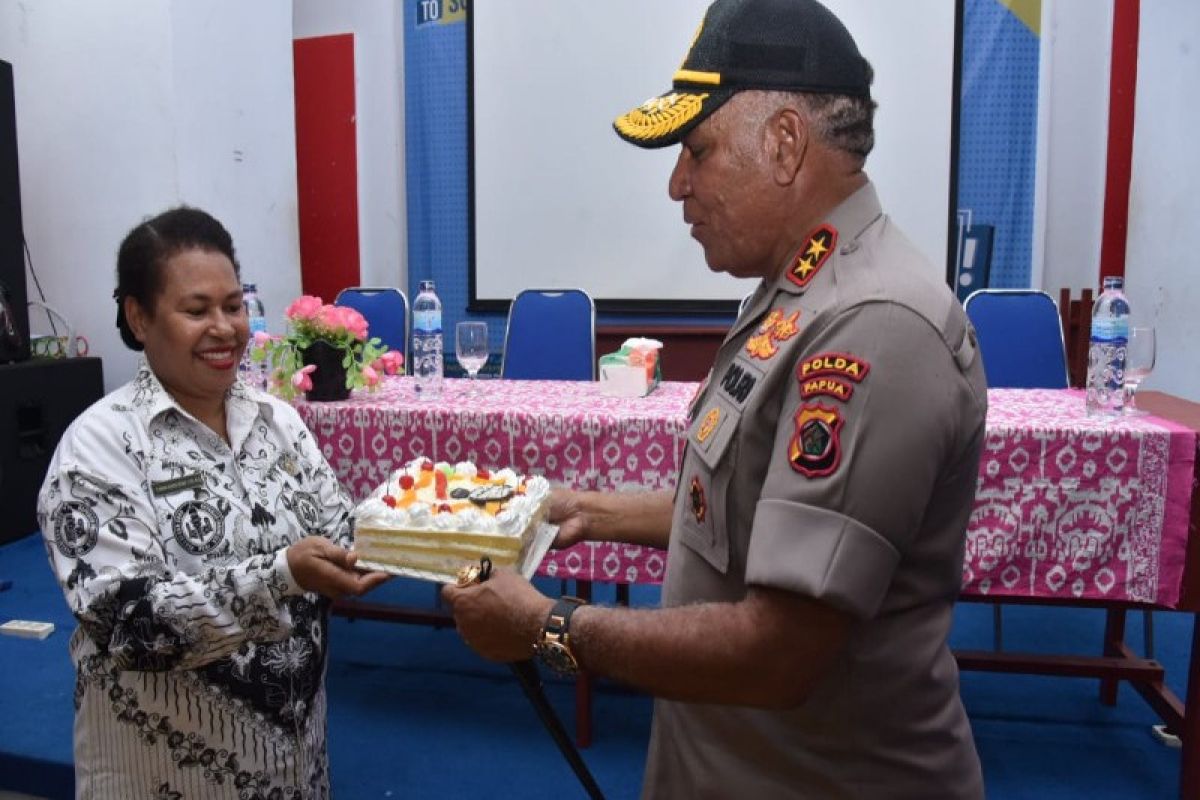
[
  {"x1": 0, "y1": 59, "x2": 30, "y2": 363},
  {"x1": 0, "y1": 357, "x2": 104, "y2": 544}
]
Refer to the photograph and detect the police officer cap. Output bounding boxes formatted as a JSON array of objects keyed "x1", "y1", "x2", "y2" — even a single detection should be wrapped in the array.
[{"x1": 614, "y1": 0, "x2": 873, "y2": 149}]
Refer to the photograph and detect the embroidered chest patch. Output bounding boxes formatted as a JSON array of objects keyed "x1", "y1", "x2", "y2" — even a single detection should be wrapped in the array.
[
  {"x1": 787, "y1": 404, "x2": 844, "y2": 478},
  {"x1": 797, "y1": 352, "x2": 871, "y2": 384},
  {"x1": 745, "y1": 308, "x2": 801, "y2": 361},
  {"x1": 786, "y1": 225, "x2": 838, "y2": 289}
]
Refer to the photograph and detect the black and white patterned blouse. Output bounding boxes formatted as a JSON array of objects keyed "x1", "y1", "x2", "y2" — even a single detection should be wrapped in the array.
[{"x1": 37, "y1": 361, "x2": 354, "y2": 799}]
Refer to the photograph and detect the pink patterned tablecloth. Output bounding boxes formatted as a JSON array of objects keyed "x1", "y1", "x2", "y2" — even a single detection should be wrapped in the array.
[
  {"x1": 966, "y1": 388, "x2": 1195, "y2": 608},
  {"x1": 297, "y1": 381, "x2": 1197, "y2": 607}
]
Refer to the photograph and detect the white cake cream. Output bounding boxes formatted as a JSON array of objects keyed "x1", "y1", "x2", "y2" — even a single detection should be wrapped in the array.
[{"x1": 352, "y1": 459, "x2": 552, "y2": 580}]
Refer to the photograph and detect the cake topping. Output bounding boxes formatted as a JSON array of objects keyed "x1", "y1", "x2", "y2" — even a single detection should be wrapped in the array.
[
  {"x1": 399, "y1": 474, "x2": 415, "y2": 490},
  {"x1": 470, "y1": 485, "x2": 515, "y2": 505},
  {"x1": 450, "y1": 487, "x2": 471, "y2": 499}
]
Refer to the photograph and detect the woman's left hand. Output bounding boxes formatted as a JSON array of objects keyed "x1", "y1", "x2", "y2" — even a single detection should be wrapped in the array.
[{"x1": 286, "y1": 536, "x2": 390, "y2": 598}]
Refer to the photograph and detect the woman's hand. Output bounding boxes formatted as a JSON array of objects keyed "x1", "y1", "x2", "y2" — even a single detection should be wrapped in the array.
[{"x1": 286, "y1": 536, "x2": 390, "y2": 598}]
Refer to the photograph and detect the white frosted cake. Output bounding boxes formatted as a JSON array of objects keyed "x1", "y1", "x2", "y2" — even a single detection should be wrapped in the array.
[{"x1": 352, "y1": 459, "x2": 552, "y2": 581}]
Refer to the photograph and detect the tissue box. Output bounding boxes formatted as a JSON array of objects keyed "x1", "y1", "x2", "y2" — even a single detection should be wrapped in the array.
[{"x1": 599, "y1": 338, "x2": 663, "y2": 397}]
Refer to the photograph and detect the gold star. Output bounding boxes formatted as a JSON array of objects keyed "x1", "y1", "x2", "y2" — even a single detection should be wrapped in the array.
[
  {"x1": 794, "y1": 258, "x2": 815, "y2": 277},
  {"x1": 806, "y1": 236, "x2": 829, "y2": 259}
]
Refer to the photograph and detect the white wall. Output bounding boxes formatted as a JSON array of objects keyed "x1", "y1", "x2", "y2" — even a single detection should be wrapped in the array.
[
  {"x1": 1035, "y1": 0, "x2": 1197, "y2": 401},
  {"x1": 0, "y1": 0, "x2": 302, "y2": 391},
  {"x1": 1036, "y1": 0, "x2": 1113, "y2": 294},
  {"x1": 293, "y1": 0, "x2": 407, "y2": 291},
  {"x1": 1124, "y1": 0, "x2": 1200, "y2": 401}
]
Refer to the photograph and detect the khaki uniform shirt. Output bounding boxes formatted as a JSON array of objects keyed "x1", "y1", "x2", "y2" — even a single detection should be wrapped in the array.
[
  {"x1": 643, "y1": 184, "x2": 987, "y2": 799},
  {"x1": 38, "y1": 362, "x2": 354, "y2": 799}
]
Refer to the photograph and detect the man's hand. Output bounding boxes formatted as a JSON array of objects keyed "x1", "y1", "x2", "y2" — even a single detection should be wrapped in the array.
[
  {"x1": 286, "y1": 536, "x2": 390, "y2": 598},
  {"x1": 549, "y1": 488, "x2": 589, "y2": 549},
  {"x1": 440, "y1": 569, "x2": 554, "y2": 663}
]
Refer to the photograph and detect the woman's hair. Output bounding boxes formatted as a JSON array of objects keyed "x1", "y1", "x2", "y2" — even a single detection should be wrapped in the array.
[{"x1": 114, "y1": 206, "x2": 240, "y2": 351}]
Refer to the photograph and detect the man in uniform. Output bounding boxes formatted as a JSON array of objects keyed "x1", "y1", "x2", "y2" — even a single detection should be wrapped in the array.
[{"x1": 442, "y1": 0, "x2": 988, "y2": 797}]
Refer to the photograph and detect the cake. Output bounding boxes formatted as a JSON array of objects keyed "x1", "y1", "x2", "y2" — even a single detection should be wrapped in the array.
[{"x1": 352, "y1": 458, "x2": 552, "y2": 580}]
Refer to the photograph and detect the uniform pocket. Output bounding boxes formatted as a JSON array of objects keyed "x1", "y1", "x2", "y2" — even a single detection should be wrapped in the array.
[{"x1": 676, "y1": 399, "x2": 740, "y2": 574}]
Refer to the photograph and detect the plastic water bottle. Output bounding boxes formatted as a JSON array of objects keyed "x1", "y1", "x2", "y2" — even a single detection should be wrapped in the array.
[
  {"x1": 241, "y1": 283, "x2": 268, "y2": 389},
  {"x1": 412, "y1": 280, "x2": 443, "y2": 400},
  {"x1": 1085, "y1": 276, "x2": 1130, "y2": 416}
]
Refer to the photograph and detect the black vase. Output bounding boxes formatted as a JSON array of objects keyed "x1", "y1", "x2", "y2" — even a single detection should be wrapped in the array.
[{"x1": 302, "y1": 341, "x2": 351, "y2": 402}]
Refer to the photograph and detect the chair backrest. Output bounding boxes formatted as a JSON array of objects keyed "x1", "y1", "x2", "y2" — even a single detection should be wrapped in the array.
[
  {"x1": 501, "y1": 289, "x2": 596, "y2": 380},
  {"x1": 334, "y1": 287, "x2": 409, "y2": 370},
  {"x1": 964, "y1": 289, "x2": 1069, "y2": 389}
]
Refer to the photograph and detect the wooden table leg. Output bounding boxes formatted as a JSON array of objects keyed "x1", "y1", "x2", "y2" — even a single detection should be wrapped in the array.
[
  {"x1": 1179, "y1": 613, "x2": 1200, "y2": 799},
  {"x1": 1101, "y1": 608, "x2": 1128, "y2": 705}
]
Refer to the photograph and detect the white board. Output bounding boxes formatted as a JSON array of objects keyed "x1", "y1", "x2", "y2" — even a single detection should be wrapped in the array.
[{"x1": 471, "y1": 0, "x2": 959, "y2": 308}]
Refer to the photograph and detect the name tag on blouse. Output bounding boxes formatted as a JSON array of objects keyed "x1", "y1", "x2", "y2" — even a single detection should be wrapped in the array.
[{"x1": 151, "y1": 472, "x2": 205, "y2": 496}]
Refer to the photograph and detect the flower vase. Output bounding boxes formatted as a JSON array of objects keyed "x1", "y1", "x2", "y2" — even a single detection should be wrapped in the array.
[{"x1": 302, "y1": 341, "x2": 351, "y2": 402}]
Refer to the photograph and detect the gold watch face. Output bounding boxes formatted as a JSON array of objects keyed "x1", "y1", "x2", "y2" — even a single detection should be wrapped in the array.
[{"x1": 536, "y1": 639, "x2": 579, "y2": 675}]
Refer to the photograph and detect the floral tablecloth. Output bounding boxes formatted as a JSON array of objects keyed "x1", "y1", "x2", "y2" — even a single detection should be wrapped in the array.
[{"x1": 297, "y1": 380, "x2": 1197, "y2": 607}]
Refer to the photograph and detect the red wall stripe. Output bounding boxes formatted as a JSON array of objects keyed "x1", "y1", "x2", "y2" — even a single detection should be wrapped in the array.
[
  {"x1": 1099, "y1": 0, "x2": 1139, "y2": 281},
  {"x1": 293, "y1": 34, "x2": 360, "y2": 303}
]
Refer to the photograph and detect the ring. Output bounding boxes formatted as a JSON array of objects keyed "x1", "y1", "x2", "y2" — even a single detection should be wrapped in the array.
[{"x1": 456, "y1": 564, "x2": 481, "y2": 587}]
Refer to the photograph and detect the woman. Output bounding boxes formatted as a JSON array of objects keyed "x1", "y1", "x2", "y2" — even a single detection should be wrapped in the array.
[{"x1": 37, "y1": 206, "x2": 387, "y2": 798}]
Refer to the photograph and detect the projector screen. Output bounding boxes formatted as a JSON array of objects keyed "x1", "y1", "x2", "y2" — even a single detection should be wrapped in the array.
[{"x1": 470, "y1": 0, "x2": 961, "y2": 312}]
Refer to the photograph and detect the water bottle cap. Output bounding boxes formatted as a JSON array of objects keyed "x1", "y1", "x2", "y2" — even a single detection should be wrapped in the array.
[
  {"x1": 243, "y1": 283, "x2": 257, "y2": 293},
  {"x1": 1101, "y1": 276, "x2": 1123, "y2": 291},
  {"x1": 419, "y1": 280, "x2": 436, "y2": 292}
]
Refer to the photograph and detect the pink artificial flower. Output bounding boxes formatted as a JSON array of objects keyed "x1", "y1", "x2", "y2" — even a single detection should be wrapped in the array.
[
  {"x1": 361, "y1": 364, "x2": 380, "y2": 387},
  {"x1": 286, "y1": 295, "x2": 325, "y2": 321},
  {"x1": 251, "y1": 330, "x2": 274, "y2": 348},
  {"x1": 375, "y1": 350, "x2": 404, "y2": 376},
  {"x1": 291, "y1": 364, "x2": 317, "y2": 392}
]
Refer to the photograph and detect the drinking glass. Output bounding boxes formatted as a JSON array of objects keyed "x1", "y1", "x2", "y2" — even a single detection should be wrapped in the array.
[
  {"x1": 1122, "y1": 326, "x2": 1156, "y2": 415},
  {"x1": 455, "y1": 321, "x2": 489, "y2": 395}
]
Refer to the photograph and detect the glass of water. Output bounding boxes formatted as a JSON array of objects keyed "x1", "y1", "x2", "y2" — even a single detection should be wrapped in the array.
[
  {"x1": 455, "y1": 321, "x2": 489, "y2": 395},
  {"x1": 1122, "y1": 326, "x2": 1156, "y2": 415}
]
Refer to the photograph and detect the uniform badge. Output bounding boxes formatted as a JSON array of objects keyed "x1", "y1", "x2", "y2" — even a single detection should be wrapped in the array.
[
  {"x1": 172, "y1": 501, "x2": 226, "y2": 555},
  {"x1": 786, "y1": 225, "x2": 838, "y2": 289},
  {"x1": 52, "y1": 501, "x2": 100, "y2": 558},
  {"x1": 696, "y1": 407, "x2": 721, "y2": 443},
  {"x1": 799, "y1": 377, "x2": 855, "y2": 402},
  {"x1": 788, "y1": 404, "x2": 844, "y2": 478},
  {"x1": 797, "y1": 352, "x2": 870, "y2": 383},
  {"x1": 689, "y1": 476, "x2": 707, "y2": 523},
  {"x1": 745, "y1": 309, "x2": 801, "y2": 361}
]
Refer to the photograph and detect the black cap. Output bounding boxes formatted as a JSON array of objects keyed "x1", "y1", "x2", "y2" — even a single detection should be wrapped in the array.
[{"x1": 613, "y1": 0, "x2": 873, "y2": 149}]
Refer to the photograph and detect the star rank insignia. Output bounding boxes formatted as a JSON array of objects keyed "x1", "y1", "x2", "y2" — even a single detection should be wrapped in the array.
[
  {"x1": 689, "y1": 476, "x2": 707, "y2": 523},
  {"x1": 787, "y1": 404, "x2": 844, "y2": 478},
  {"x1": 786, "y1": 224, "x2": 838, "y2": 289}
]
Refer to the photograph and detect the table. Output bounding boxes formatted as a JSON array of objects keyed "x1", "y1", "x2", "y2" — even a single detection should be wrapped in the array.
[{"x1": 298, "y1": 379, "x2": 1200, "y2": 795}]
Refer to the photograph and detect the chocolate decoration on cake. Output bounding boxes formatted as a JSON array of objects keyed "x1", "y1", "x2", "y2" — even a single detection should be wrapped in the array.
[
  {"x1": 450, "y1": 487, "x2": 471, "y2": 499},
  {"x1": 469, "y1": 485, "x2": 515, "y2": 505}
]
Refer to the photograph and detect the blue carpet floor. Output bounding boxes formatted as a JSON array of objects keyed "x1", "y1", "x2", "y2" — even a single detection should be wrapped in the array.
[{"x1": 1, "y1": 530, "x2": 1191, "y2": 798}]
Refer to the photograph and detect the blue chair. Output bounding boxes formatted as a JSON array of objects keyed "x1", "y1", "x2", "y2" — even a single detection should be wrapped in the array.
[
  {"x1": 501, "y1": 289, "x2": 596, "y2": 380},
  {"x1": 334, "y1": 287, "x2": 409, "y2": 369},
  {"x1": 964, "y1": 289, "x2": 1069, "y2": 389},
  {"x1": 963, "y1": 289, "x2": 1070, "y2": 653}
]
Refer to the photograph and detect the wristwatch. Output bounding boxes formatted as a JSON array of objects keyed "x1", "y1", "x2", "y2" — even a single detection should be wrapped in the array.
[{"x1": 534, "y1": 596, "x2": 586, "y2": 675}]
